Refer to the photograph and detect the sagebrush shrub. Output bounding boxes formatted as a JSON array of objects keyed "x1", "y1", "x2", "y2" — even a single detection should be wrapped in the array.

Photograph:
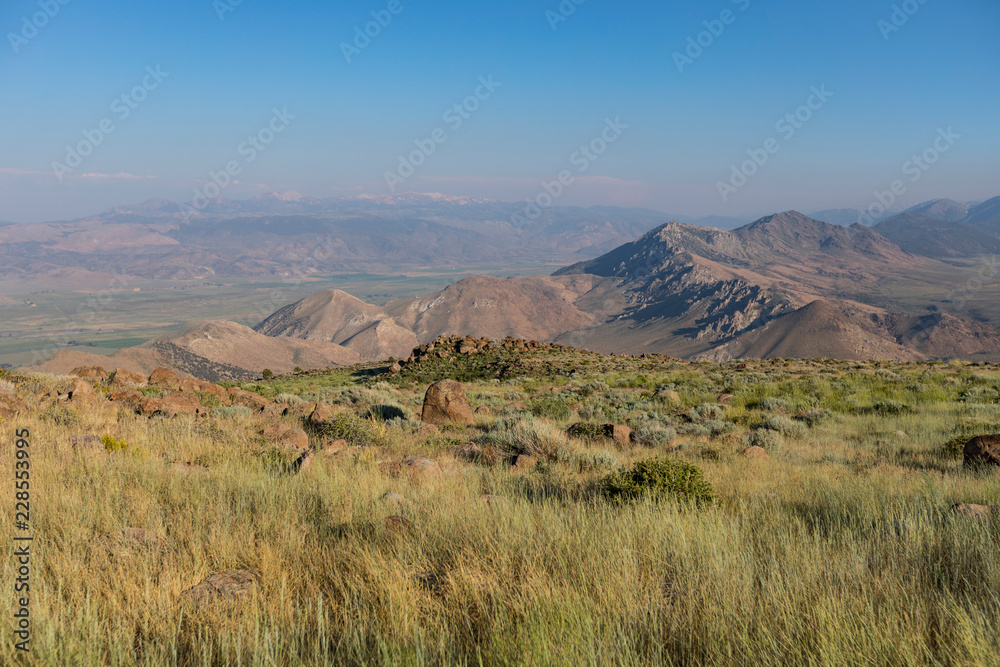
[
  {"x1": 748, "y1": 428, "x2": 784, "y2": 452},
  {"x1": 317, "y1": 412, "x2": 389, "y2": 446},
  {"x1": 480, "y1": 416, "x2": 574, "y2": 462},
  {"x1": 602, "y1": 457, "x2": 716, "y2": 506}
]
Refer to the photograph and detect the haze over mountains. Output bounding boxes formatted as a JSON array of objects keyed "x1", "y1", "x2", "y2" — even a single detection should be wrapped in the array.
[
  {"x1": 24, "y1": 196, "x2": 1000, "y2": 378},
  {"x1": 0, "y1": 193, "x2": 754, "y2": 283}
]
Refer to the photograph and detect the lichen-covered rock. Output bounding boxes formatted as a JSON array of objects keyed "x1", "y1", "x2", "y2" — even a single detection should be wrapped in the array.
[{"x1": 421, "y1": 380, "x2": 474, "y2": 425}]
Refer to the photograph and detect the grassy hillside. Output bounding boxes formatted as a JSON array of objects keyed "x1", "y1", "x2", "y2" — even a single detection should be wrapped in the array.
[{"x1": 2, "y1": 345, "x2": 1000, "y2": 665}]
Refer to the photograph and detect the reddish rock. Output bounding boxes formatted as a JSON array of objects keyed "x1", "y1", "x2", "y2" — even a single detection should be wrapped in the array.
[
  {"x1": 743, "y1": 446, "x2": 769, "y2": 459},
  {"x1": 148, "y1": 367, "x2": 181, "y2": 390},
  {"x1": 321, "y1": 439, "x2": 348, "y2": 456},
  {"x1": 308, "y1": 402, "x2": 335, "y2": 427},
  {"x1": 109, "y1": 389, "x2": 145, "y2": 410},
  {"x1": 293, "y1": 449, "x2": 314, "y2": 474},
  {"x1": 964, "y1": 434, "x2": 1000, "y2": 467},
  {"x1": 403, "y1": 456, "x2": 441, "y2": 476},
  {"x1": 604, "y1": 424, "x2": 634, "y2": 446},
  {"x1": 229, "y1": 388, "x2": 270, "y2": 413},
  {"x1": 0, "y1": 394, "x2": 27, "y2": 420},
  {"x1": 71, "y1": 366, "x2": 107, "y2": 382},
  {"x1": 67, "y1": 378, "x2": 97, "y2": 403},
  {"x1": 107, "y1": 369, "x2": 147, "y2": 388},
  {"x1": 421, "y1": 379, "x2": 474, "y2": 426}
]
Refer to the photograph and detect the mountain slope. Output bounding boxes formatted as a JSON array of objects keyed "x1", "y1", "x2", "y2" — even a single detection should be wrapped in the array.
[{"x1": 873, "y1": 213, "x2": 1000, "y2": 258}]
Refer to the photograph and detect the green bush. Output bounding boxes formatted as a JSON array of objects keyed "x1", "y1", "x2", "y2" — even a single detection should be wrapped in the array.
[
  {"x1": 632, "y1": 422, "x2": 678, "y2": 447},
  {"x1": 567, "y1": 422, "x2": 606, "y2": 439},
  {"x1": 101, "y1": 435, "x2": 129, "y2": 452},
  {"x1": 530, "y1": 396, "x2": 571, "y2": 420},
  {"x1": 748, "y1": 428, "x2": 784, "y2": 452},
  {"x1": 759, "y1": 415, "x2": 806, "y2": 439},
  {"x1": 480, "y1": 416, "x2": 574, "y2": 462},
  {"x1": 195, "y1": 391, "x2": 222, "y2": 408},
  {"x1": 316, "y1": 412, "x2": 389, "y2": 447},
  {"x1": 274, "y1": 393, "x2": 304, "y2": 405},
  {"x1": 602, "y1": 457, "x2": 716, "y2": 506},
  {"x1": 214, "y1": 405, "x2": 252, "y2": 419}
]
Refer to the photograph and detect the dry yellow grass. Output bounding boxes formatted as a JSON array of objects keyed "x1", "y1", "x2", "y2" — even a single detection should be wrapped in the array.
[{"x1": 2, "y1": 361, "x2": 1000, "y2": 665}]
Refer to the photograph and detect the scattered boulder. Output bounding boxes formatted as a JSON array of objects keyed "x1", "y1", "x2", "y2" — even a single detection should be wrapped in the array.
[
  {"x1": 109, "y1": 389, "x2": 145, "y2": 411},
  {"x1": 308, "y1": 402, "x2": 335, "y2": 427},
  {"x1": 0, "y1": 394, "x2": 27, "y2": 420},
  {"x1": 951, "y1": 503, "x2": 998, "y2": 519},
  {"x1": 321, "y1": 439, "x2": 348, "y2": 456},
  {"x1": 70, "y1": 434, "x2": 103, "y2": 449},
  {"x1": 157, "y1": 392, "x2": 204, "y2": 417},
  {"x1": 604, "y1": 424, "x2": 634, "y2": 446},
  {"x1": 148, "y1": 367, "x2": 181, "y2": 390},
  {"x1": 420, "y1": 380, "x2": 474, "y2": 426},
  {"x1": 263, "y1": 424, "x2": 309, "y2": 451},
  {"x1": 742, "y1": 446, "x2": 769, "y2": 459},
  {"x1": 71, "y1": 366, "x2": 107, "y2": 382},
  {"x1": 67, "y1": 378, "x2": 97, "y2": 403},
  {"x1": 107, "y1": 369, "x2": 147, "y2": 389},
  {"x1": 229, "y1": 388, "x2": 270, "y2": 413},
  {"x1": 403, "y1": 456, "x2": 441, "y2": 477},
  {"x1": 179, "y1": 569, "x2": 260, "y2": 607},
  {"x1": 963, "y1": 434, "x2": 1000, "y2": 467},
  {"x1": 656, "y1": 389, "x2": 681, "y2": 403},
  {"x1": 292, "y1": 450, "x2": 314, "y2": 474}
]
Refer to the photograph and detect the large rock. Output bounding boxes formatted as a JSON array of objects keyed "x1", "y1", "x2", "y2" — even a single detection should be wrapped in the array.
[
  {"x1": 148, "y1": 367, "x2": 182, "y2": 390},
  {"x1": 143, "y1": 392, "x2": 203, "y2": 417},
  {"x1": 0, "y1": 394, "x2": 27, "y2": 420},
  {"x1": 71, "y1": 366, "x2": 108, "y2": 382},
  {"x1": 229, "y1": 388, "x2": 270, "y2": 413},
  {"x1": 107, "y1": 368, "x2": 147, "y2": 389},
  {"x1": 308, "y1": 402, "x2": 335, "y2": 427},
  {"x1": 963, "y1": 434, "x2": 1000, "y2": 467},
  {"x1": 420, "y1": 380, "x2": 473, "y2": 425},
  {"x1": 604, "y1": 424, "x2": 634, "y2": 446},
  {"x1": 67, "y1": 378, "x2": 97, "y2": 403},
  {"x1": 263, "y1": 424, "x2": 309, "y2": 451}
]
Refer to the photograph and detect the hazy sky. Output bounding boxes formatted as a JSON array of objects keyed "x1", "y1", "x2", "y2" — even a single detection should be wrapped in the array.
[{"x1": 1, "y1": 0, "x2": 998, "y2": 222}]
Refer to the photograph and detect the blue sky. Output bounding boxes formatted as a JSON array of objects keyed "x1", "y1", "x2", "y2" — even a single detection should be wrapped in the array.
[{"x1": 1, "y1": 0, "x2": 997, "y2": 222}]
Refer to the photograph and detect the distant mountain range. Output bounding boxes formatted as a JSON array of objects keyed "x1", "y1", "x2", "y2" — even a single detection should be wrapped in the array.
[
  {"x1": 871, "y1": 197, "x2": 1000, "y2": 258},
  {"x1": 27, "y1": 202, "x2": 1000, "y2": 377},
  {"x1": 0, "y1": 193, "x2": 708, "y2": 282},
  {"x1": 4, "y1": 192, "x2": 997, "y2": 286}
]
